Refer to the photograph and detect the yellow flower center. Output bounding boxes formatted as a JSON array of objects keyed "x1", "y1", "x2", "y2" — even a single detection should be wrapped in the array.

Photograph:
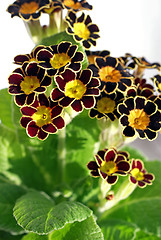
[
  {"x1": 50, "y1": 53, "x2": 71, "y2": 69},
  {"x1": 128, "y1": 109, "x2": 150, "y2": 130},
  {"x1": 100, "y1": 161, "x2": 117, "y2": 176},
  {"x1": 73, "y1": 22, "x2": 90, "y2": 40},
  {"x1": 97, "y1": 97, "x2": 115, "y2": 114},
  {"x1": 32, "y1": 106, "x2": 52, "y2": 127},
  {"x1": 130, "y1": 168, "x2": 144, "y2": 181},
  {"x1": 65, "y1": 79, "x2": 86, "y2": 99},
  {"x1": 99, "y1": 66, "x2": 122, "y2": 83},
  {"x1": 63, "y1": 0, "x2": 81, "y2": 10},
  {"x1": 20, "y1": 76, "x2": 40, "y2": 95},
  {"x1": 19, "y1": 2, "x2": 39, "y2": 14},
  {"x1": 158, "y1": 83, "x2": 161, "y2": 91}
]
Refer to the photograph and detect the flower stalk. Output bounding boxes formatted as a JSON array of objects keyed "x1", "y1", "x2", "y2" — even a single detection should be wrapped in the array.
[{"x1": 57, "y1": 127, "x2": 66, "y2": 184}]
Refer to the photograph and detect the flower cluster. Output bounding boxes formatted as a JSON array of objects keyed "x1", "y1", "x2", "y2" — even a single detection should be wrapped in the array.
[
  {"x1": 87, "y1": 147, "x2": 154, "y2": 188},
  {"x1": 7, "y1": 0, "x2": 159, "y2": 202}
]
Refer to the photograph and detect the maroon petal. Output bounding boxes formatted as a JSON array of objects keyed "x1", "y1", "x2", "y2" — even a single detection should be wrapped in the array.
[
  {"x1": 27, "y1": 121, "x2": 39, "y2": 137},
  {"x1": 97, "y1": 150, "x2": 106, "y2": 160},
  {"x1": 42, "y1": 123, "x2": 57, "y2": 133},
  {"x1": 115, "y1": 155, "x2": 125, "y2": 163},
  {"x1": 105, "y1": 149, "x2": 116, "y2": 162},
  {"x1": 67, "y1": 45, "x2": 77, "y2": 58},
  {"x1": 34, "y1": 87, "x2": 46, "y2": 93},
  {"x1": 144, "y1": 173, "x2": 154, "y2": 181},
  {"x1": 21, "y1": 106, "x2": 37, "y2": 116},
  {"x1": 130, "y1": 176, "x2": 137, "y2": 184},
  {"x1": 138, "y1": 181, "x2": 146, "y2": 188},
  {"x1": 87, "y1": 161, "x2": 99, "y2": 170},
  {"x1": 71, "y1": 51, "x2": 84, "y2": 62},
  {"x1": 85, "y1": 88, "x2": 99, "y2": 96},
  {"x1": 55, "y1": 76, "x2": 66, "y2": 91},
  {"x1": 37, "y1": 129, "x2": 48, "y2": 140},
  {"x1": 26, "y1": 92, "x2": 35, "y2": 105},
  {"x1": 87, "y1": 77, "x2": 100, "y2": 88},
  {"x1": 62, "y1": 69, "x2": 76, "y2": 82},
  {"x1": 117, "y1": 161, "x2": 130, "y2": 172},
  {"x1": 8, "y1": 85, "x2": 22, "y2": 94},
  {"x1": 71, "y1": 100, "x2": 83, "y2": 112},
  {"x1": 26, "y1": 62, "x2": 39, "y2": 76},
  {"x1": 15, "y1": 94, "x2": 26, "y2": 106},
  {"x1": 81, "y1": 96, "x2": 95, "y2": 109},
  {"x1": 52, "y1": 116, "x2": 65, "y2": 129},
  {"x1": 91, "y1": 170, "x2": 100, "y2": 177},
  {"x1": 51, "y1": 105, "x2": 62, "y2": 118},
  {"x1": 8, "y1": 73, "x2": 23, "y2": 84},
  {"x1": 136, "y1": 160, "x2": 144, "y2": 170},
  {"x1": 88, "y1": 24, "x2": 99, "y2": 33},
  {"x1": 99, "y1": 170, "x2": 107, "y2": 179},
  {"x1": 59, "y1": 97, "x2": 73, "y2": 107},
  {"x1": 80, "y1": 69, "x2": 92, "y2": 85},
  {"x1": 20, "y1": 117, "x2": 32, "y2": 128},
  {"x1": 14, "y1": 54, "x2": 30, "y2": 64},
  {"x1": 107, "y1": 175, "x2": 118, "y2": 184},
  {"x1": 51, "y1": 88, "x2": 64, "y2": 101},
  {"x1": 37, "y1": 49, "x2": 53, "y2": 61},
  {"x1": 95, "y1": 154, "x2": 102, "y2": 166},
  {"x1": 41, "y1": 76, "x2": 52, "y2": 86},
  {"x1": 39, "y1": 94, "x2": 49, "y2": 107}
]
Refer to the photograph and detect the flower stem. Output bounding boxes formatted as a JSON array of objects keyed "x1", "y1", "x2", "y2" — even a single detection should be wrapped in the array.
[
  {"x1": 23, "y1": 20, "x2": 43, "y2": 44},
  {"x1": 57, "y1": 127, "x2": 66, "y2": 184}
]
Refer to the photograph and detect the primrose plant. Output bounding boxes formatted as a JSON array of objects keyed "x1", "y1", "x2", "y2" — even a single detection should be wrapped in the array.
[{"x1": 0, "y1": 0, "x2": 161, "y2": 239}]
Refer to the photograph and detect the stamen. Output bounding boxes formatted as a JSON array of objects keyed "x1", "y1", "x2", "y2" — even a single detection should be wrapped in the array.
[
  {"x1": 65, "y1": 79, "x2": 86, "y2": 99},
  {"x1": 99, "y1": 66, "x2": 121, "y2": 83},
  {"x1": 20, "y1": 2, "x2": 39, "y2": 14},
  {"x1": 73, "y1": 22, "x2": 90, "y2": 40}
]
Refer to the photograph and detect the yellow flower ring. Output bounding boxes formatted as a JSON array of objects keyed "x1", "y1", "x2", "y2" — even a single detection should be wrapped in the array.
[
  {"x1": 51, "y1": 68, "x2": 100, "y2": 112},
  {"x1": 89, "y1": 90, "x2": 124, "y2": 121},
  {"x1": 20, "y1": 94, "x2": 65, "y2": 140},
  {"x1": 88, "y1": 56, "x2": 133, "y2": 94},
  {"x1": 37, "y1": 41, "x2": 84, "y2": 76},
  {"x1": 65, "y1": 11, "x2": 100, "y2": 49},
  {"x1": 8, "y1": 62, "x2": 52, "y2": 106},
  {"x1": 129, "y1": 159, "x2": 155, "y2": 188},
  {"x1": 7, "y1": 0, "x2": 50, "y2": 21},
  {"x1": 61, "y1": 0, "x2": 92, "y2": 11},
  {"x1": 118, "y1": 96, "x2": 161, "y2": 141},
  {"x1": 87, "y1": 148, "x2": 130, "y2": 185}
]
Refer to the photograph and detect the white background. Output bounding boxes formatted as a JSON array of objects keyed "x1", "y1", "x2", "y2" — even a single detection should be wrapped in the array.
[{"x1": 1, "y1": 0, "x2": 161, "y2": 159}]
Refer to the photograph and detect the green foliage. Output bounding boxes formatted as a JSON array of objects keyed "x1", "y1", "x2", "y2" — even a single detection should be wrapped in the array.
[
  {"x1": 0, "y1": 183, "x2": 26, "y2": 234},
  {"x1": 13, "y1": 191, "x2": 92, "y2": 234},
  {"x1": 99, "y1": 160, "x2": 161, "y2": 239}
]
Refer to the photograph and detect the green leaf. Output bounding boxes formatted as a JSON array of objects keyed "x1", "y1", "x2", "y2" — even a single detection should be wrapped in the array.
[
  {"x1": 13, "y1": 191, "x2": 92, "y2": 234},
  {"x1": 0, "y1": 183, "x2": 26, "y2": 234},
  {"x1": 65, "y1": 110, "x2": 100, "y2": 186},
  {"x1": 38, "y1": 31, "x2": 88, "y2": 69},
  {"x1": 49, "y1": 216, "x2": 104, "y2": 240},
  {"x1": 0, "y1": 230, "x2": 22, "y2": 240},
  {"x1": 100, "y1": 219, "x2": 161, "y2": 240},
  {"x1": 100, "y1": 219, "x2": 136, "y2": 240},
  {"x1": 22, "y1": 233, "x2": 48, "y2": 240},
  {"x1": 99, "y1": 161, "x2": 161, "y2": 238},
  {"x1": 0, "y1": 89, "x2": 15, "y2": 129},
  {"x1": 21, "y1": 216, "x2": 104, "y2": 240},
  {"x1": 135, "y1": 230, "x2": 161, "y2": 240}
]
